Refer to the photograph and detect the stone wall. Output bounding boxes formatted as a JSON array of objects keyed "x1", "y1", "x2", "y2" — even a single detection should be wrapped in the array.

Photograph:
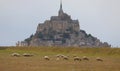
[{"x1": 36, "y1": 19, "x2": 80, "y2": 33}]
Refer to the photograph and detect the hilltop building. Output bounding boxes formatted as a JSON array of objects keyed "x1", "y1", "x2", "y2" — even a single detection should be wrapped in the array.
[{"x1": 17, "y1": 1, "x2": 110, "y2": 47}]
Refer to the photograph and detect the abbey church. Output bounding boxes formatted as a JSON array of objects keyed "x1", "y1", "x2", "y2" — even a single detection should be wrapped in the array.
[
  {"x1": 37, "y1": 2, "x2": 79, "y2": 34},
  {"x1": 17, "y1": 2, "x2": 110, "y2": 47}
]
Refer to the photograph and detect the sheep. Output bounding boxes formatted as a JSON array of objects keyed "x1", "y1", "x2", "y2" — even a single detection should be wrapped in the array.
[
  {"x1": 83, "y1": 56, "x2": 89, "y2": 61},
  {"x1": 96, "y1": 57, "x2": 103, "y2": 62},
  {"x1": 56, "y1": 54, "x2": 69, "y2": 60},
  {"x1": 63, "y1": 56, "x2": 69, "y2": 60},
  {"x1": 56, "y1": 54, "x2": 63, "y2": 58},
  {"x1": 23, "y1": 53, "x2": 33, "y2": 57},
  {"x1": 74, "y1": 57, "x2": 81, "y2": 61},
  {"x1": 44, "y1": 56, "x2": 50, "y2": 60},
  {"x1": 61, "y1": 55, "x2": 65, "y2": 58},
  {"x1": 11, "y1": 53, "x2": 20, "y2": 57},
  {"x1": 56, "y1": 54, "x2": 68, "y2": 58}
]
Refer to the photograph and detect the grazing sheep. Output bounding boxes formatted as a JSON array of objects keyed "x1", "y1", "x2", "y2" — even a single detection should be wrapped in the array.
[
  {"x1": 23, "y1": 53, "x2": 33, "y2": 57},
  {"x1": 56, "y1": 54, "x2": 67, "y2": 58},
  {"x1": 63, "y1": 56, "x2": 69, "y2": 60},
  {"x1": 74, "y1": 57, "x2": 81, "y2": 61},
  {"x1": 44, "y1": 56, "x2": 50, "y2": 60},
  {"x1": 11, "y1": 53, "x2": 20, "y2": 57},
  {"x1": 96, "y1": 57, "x2": 103, "y2": 62},
  {"x1": 61, "y1": 55, "x2": 66, "y2": 58},
  {"x1": 56, "y1": 54, "x2": 63, "y2": 58},
  {"x1": 83, "y1": 56, "x2": 89, "y2": 61}
]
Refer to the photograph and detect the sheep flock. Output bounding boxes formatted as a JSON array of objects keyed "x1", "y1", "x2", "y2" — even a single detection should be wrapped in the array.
[{"x1": 11, "y1": 53, "x2": 104, "y2": 62}]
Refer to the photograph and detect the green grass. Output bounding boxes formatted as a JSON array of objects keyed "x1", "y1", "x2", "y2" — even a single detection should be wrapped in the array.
[
  {"x1": 0, "y1": 46, "x2": 119, "y2": 56},
  {"x1": 0, "y1": 46, "x2": 120, "y2": 71}
]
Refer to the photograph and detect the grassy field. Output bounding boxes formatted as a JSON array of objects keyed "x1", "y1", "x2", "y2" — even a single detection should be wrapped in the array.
[{"x1": 0, "y1": 46, "x2": 120, "y2": 71}]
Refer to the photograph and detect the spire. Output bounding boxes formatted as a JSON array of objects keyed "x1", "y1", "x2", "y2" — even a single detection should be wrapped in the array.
[
  {"x1": 60, "y1": 0, "x2": 62, "y2": 10},
  {"x1": 59, "y1": 0, "x2": 64, "y2": 16}
]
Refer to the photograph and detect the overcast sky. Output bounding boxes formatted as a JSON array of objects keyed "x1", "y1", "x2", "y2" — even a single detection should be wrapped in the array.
[{"x1": 0, "y1": 0, "x2": 120, "y2": 47}]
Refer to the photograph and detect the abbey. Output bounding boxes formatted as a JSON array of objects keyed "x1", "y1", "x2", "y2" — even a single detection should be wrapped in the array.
[
  {"x1": 37, "y1": 2, "x2": 79, "y2": 34},
  {"x1": 16, "y1": 2, "x2": 110, "y2": 47}
]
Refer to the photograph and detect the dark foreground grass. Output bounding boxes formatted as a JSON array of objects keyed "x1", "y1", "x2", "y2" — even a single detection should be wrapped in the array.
[{"x1": 0, "y1": 46, "x2": 120, "y2": 71}]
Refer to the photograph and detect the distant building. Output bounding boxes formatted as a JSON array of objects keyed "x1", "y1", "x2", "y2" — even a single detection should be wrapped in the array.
[
  {"x1": 17, "y1": 1, "x2": 110, "y2": 47},
  {"x1": 36, "y1": 2, "x2": 80, "y2": 34},
  {"x1": 16, "y1": 41, "x2": 28, "y2": 46}
]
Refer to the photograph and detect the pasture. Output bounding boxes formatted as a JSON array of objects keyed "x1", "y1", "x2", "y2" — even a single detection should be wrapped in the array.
[{"x1": 0, "y1": 46, "x2": 120, "y2": 71}]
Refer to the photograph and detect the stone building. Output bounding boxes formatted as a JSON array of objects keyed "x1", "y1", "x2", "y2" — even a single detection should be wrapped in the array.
[
  {"x1": 16, "y1": 41, "x2": 28, "y2": 46},
  {"x1": 36, "y1": 2, "x2": 79, "y2": 34},
  {"x1": 17, "y1": 1, "x2": 110, "y2": 47}
]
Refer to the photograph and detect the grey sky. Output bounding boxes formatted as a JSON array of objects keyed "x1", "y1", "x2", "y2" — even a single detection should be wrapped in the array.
[{"x1": 0, "y1": 0, "x2": 120, "y2": 47}]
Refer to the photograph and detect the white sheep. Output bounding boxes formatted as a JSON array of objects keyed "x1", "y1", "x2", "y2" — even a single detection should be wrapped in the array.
[
  {"x1": 44, "y1": 56, "x2": 50, "y2": 60},
  {"x1": 63, "y1": 56, "x2": 69, "y2": 60},
  {"x1": 23, "y1": 53, "x2": 33, "y2": 57},
  {"x1": 56, "y1": 54, "x2": 63, "y2": 58},
  {"x1": 11, "y1": 53, "x2": 20, "y2": 57},
  {"x1": 96, "y1": 57, "x2": 103, "y2": 62},
  {"x1": 83, "y1": 56, "x2": 89, "y2": 61},
  {"x1": 74, "y1": 57, "x2": 81, "y2": 61}
]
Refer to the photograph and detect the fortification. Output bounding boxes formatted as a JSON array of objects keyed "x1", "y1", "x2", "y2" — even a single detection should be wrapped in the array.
[
  {"x1": 17, "y1": 1, "x2": 110, "y2": 47},
  {"x1": 36, "y1": 2, "x2": 79, "y2": 34}
]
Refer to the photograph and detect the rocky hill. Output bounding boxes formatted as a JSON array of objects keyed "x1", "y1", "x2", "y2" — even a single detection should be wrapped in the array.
[{"x1": 16, "y1": 2, "x2": 110, "y2": 47}]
